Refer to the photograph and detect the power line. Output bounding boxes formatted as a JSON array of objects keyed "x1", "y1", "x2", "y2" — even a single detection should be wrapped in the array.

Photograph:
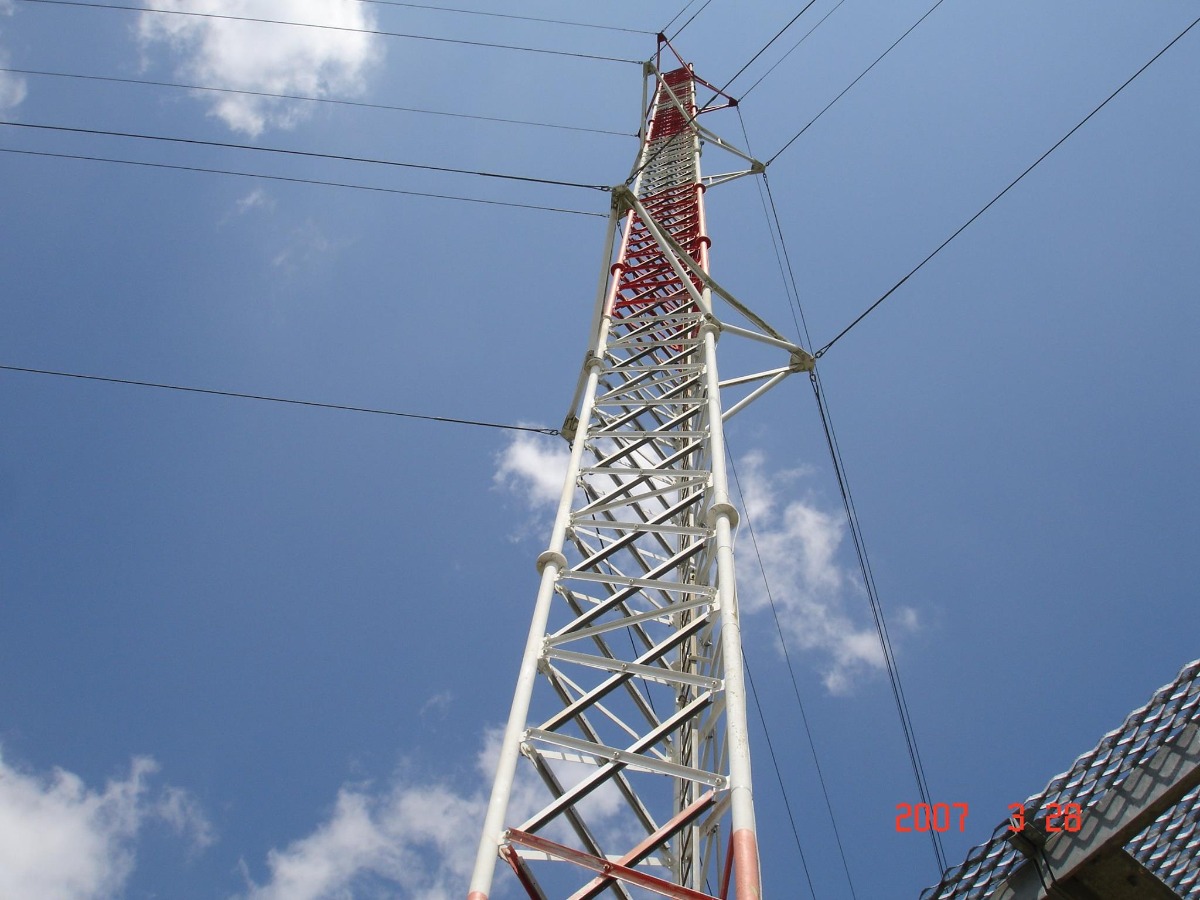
[
  {"x1": 641, "y1": 3, "x2": 822, "y2": 186},
  {"x1": 668, "y1": 0, "x2": 714, "y2": 41},
  {"x1": 714, "y1": 0, "x2": 819, "y2": 97},
  {"x1": 743, "y1": 657, "x2": 818, "y2": 900},
  {"x1": 0, "y1": 364, "x2": 560, "y2": 435},
  {"x1": 767, "y1": 0, "x2": 950, "y2": 166},
  {"x1": 736, "y1": 107, "x2": 813, "y2": 350},
  {"x1": 661, "y1": 0, "x2": 701, "y2": 36},
  {"x1": 738, "y1": 103, "x2": 938, "y2": 879},
  {"x1": 730, "y1": 451, "x2": 859, "y2": 899},
  {"x1": 739, "y1": 0, "x2": 849, "y2": 101},
  {"x1": 353, "y1": 0, "x2": 653, "y2": 36},
  {"x1": 14, "y1": 0, "x2": 642, "y2": 66},
  {"x1": 0, "y1": 121, "x2": 612, "y2": 192},
  {"x1": 0, "y1": 67, "x2": 633, "y2": 138},
  {"x1": 810, "y1": 368, "x2": 947, "y2": 875},
  {"x1": 0, "y1": 147, "x2": 607, "y2": 217},
  {"x1": 815, "y1": 10, "x2": 1200, "y2": 359}
]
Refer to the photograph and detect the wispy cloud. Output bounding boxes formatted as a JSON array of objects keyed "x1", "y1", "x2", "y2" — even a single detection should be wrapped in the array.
[
  {"x1": 493, "y1": 434, "x2": 917, "y2": 693},
  {"x1": 493, "y1": 432, "x2": 570, "y2": 510},
  {"x1": 0, "y1": 1, "x2": 27, "y2": 111},
  {"x1": 733, "y1": 451, "x2": 918, "y2": 693},
  {"x1": 238, "y1": 729, "x2": 556, "y2": 900},
  {"x1": 137, "y1": 0, "x2": 384, "y2": 136},
  {"x1": 270, "y1": 220, "x2": 341, "y2": 271},
  {"x1": 419, "y1": 690, "x2": 453, "y2": 722},
  {"x1": 493, "y1": 432, "x2": 571, "y2": 541},
  {"x1": 235, "y1": 186, "x2": 272, "y2": 214},
  {"x1": 0, "y1": 63, "x2": 23, "y2": 111},
  {"x1": 239, "y1": 783, "x2": 480, "y2": 900},
  {"x1": 0, "y1": 752, "x2": 213, "y2": 899}
]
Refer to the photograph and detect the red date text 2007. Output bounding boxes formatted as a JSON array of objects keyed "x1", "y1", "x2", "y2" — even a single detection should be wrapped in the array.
[{"x1": 895, "y1": 803, "x2": 968, "y2": 832}]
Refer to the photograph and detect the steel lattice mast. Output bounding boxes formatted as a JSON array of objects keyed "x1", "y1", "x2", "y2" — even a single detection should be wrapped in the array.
[{"x1": 469, "y1": 38, "x2": 813, "y2": 900}]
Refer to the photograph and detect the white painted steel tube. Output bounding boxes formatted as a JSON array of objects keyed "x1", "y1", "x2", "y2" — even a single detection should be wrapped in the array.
[
  {"x1": 701, "y1": 324, "x2": 762, "y2": 899},
  {"x1": 467, "y1": 224, "x2": 624, "y2": 900}
]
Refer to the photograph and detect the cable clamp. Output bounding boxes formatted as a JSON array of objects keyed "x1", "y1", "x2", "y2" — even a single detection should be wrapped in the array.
[
  {"x1": 610, "y1": 183, "x2": 636, "y2": 213},
  {"x1": 789, "y1": 348, "x2": 816, "y2": 372},
  {"x1": 560, "y1": 415, "x2": 579, "y2": 443}
]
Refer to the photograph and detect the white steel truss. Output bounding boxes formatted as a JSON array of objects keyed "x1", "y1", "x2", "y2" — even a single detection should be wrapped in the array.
[{"x1": 469, "y1": 39, "x2": 813, "y2": 900}]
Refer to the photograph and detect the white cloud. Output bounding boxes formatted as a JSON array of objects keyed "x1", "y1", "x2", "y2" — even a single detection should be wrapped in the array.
[
  {"x1": 271, "y1": 220, "x2": 339, "y2": 270},
  {"x1": 0, "y1": 3, "x2": 27, "y2": 111},
  {"x1": 240, "y1": 784, "x2": 480, "y2": 900},
  {"x1": 235, "y1": 187, "x2": 272, "y2": 214},
  {"x1": 137, "y1": 0, "x2": 384, "y2": 136},
  {"x1": 237, "y1": 725, "x2": 649, "y2": 899},
  {"x1": 218, "y1": 187, "x2": 275, "y2": 226},
  {"x1": 0, "y1": 752, "x2": 213, "y2": 900},
  {"x1": 493, "y1": 432, "x2": 570, "y2": 510},
  {"x1": 0, "y1": 65, "x2": 24, "y2": 111},
  {"x1": 733, "y1": 451, "x2": 918, "y2": 693},
  {"x1": 156, "y1": 785, "x2": 217, "y2": 854},
  {"x1": 492, "y1": 433, "x2": 913, "y2": 691},
  {"x1": 0, "y1": 64, "x2": 22, "y2": 110},
  {"x1": 239, "y1": 728, "x2": 558, "y2": 900},
  {"x1": 419, "y1": 690, "x2": 453, "y2": 721}
]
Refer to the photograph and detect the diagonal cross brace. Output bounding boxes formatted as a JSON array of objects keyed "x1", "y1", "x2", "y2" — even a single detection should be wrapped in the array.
[{"x1": 508, "y1": 824, "x2": 720, "y2": 900}]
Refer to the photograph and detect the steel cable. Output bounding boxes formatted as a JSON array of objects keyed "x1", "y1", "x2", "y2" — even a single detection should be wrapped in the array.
[
  {"x1": 738, "y1": 104, "x2": 945, "y2": 876},
  {"x1": 0, "y1": 67, "x2": 633, "y2": 138},
  {"x1": 661, "y1": 0, "x2": 701, "y2": 36},
  {"x1": 738, "y1": 0, "x2": 849, "y2": 102},
  {"x1": 0, "y1": 121, "x2": 612, "y2": 192},
  {"x1": 14, "y1": 0, "x2": 643, "y2": 65},
  {"x1": 713, "y1": 0, "x2": 819, "y2": 98},
  {"x1": 352, "y1": 0, "x2": 653, "y2": 36},
  {"x1": 767, "y1": 0, "x2": 951, "y2": 167},
  {"x1": 667, "y1": 0, "x2": 714, "y2": 41},
  {"x1": 730, "y1": 450, "x2": 859, "y2": 898},
  {"x1": 744, "y1": 657, "x2": 819, "y2": 899},
  {"x1": 810, "y1": 368, "x2": 948, "y2": 875},
  {"x1": 814, "y1": 10, "x2": 1200, "y2": 359},
  {"x1": 0, "y1": 364, "x2": 560, "y2": 435},
  {"x1": 0, "y1": 147, "x2": 607, "y2": 217}
]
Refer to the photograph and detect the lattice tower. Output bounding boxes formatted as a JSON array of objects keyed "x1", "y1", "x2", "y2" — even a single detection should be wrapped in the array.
[{"x1": 469, "y1": 38, "x2": 814, "y2": 900}]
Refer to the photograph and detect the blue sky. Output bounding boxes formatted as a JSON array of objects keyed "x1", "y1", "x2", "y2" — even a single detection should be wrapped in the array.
[{"x1": 1, "y1": 0, "x2": 1197, "y2": 897}]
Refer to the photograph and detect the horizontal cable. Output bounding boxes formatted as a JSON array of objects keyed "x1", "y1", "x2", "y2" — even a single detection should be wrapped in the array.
[
  {"x1": 816, "y1": 10, "x2": 1200, "y2": 358},
  {"x1": 0, "y1": 364, "x2": 560, "y2": 435},
  {"x1": 353, "y1": 0, "x2": 654, "y2": 35},
  {"x1": 0, "y1": 120, "x2": 612, "y2": 192},
  {"x1": 0, "y1": 146, "x2": 607, "y2": 217},
  {"x1": 14, "y1": 0, "x2": 642, "y2": 65},
  {"x1": 0, "y1": 67, "x2": 633, "y2": 138}
]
